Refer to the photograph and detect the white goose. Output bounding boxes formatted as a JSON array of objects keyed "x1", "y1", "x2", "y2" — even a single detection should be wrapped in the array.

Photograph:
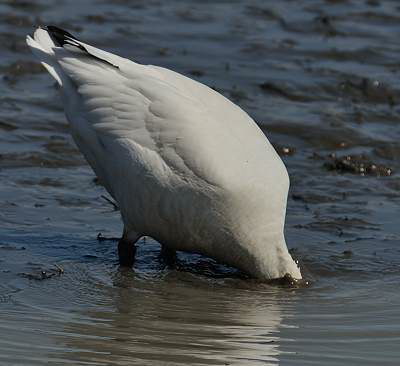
[{"x1": 27, "y1": 26, "x2": 303, "y2": 283}]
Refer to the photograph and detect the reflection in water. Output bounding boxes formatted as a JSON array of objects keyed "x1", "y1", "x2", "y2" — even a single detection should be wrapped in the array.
[{"x1": 56, "y1": 269, "x2": 288, "y2": 365}]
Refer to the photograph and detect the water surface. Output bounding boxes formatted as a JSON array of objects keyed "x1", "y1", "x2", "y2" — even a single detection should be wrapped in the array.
[{"x1": 1, "y1": 0, "x2": 400, "y2": 365}]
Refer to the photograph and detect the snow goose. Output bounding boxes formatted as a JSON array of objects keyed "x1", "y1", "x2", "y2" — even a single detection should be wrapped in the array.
[{"x1": 26, "y1": 26, "x2": 303, "y2": 283}]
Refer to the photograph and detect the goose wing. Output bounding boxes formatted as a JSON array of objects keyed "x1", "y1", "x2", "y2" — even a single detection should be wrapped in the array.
[{"x1": 27, "y1": 26, "x2": 285, "y2": 196}]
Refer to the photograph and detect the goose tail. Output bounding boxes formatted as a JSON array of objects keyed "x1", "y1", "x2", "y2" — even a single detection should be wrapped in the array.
[
  {"x1": 26, "y1": 25, "x2": 126, "y2": 87},
  {"x1": 26, "y1": 26, "x2": 64, "y2": 86}
]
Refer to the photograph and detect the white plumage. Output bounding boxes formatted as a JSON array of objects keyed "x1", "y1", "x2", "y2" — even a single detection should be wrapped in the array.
[{"x1": 27, "y1": 26, "x2": 302, "y2": 281}]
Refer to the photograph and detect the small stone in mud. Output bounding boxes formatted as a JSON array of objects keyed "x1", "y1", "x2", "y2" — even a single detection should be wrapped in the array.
[
  {"x1": 342, "y1": 250, "x2": 353, "y2": 257},
  {"x1": 323, "y1": 153, "x2": 393, "y2": 176},
  {"x1": 276, "y1": 145, "x2": 296, "y2": 156}
]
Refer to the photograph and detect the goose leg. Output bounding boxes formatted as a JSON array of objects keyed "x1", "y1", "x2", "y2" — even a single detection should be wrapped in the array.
[
  {"x1": 118, "y1": 230, "x2": 140, "y2": 267},
  {"x1": 160, "y1": 245, "x2": 177, "y2": 266}
]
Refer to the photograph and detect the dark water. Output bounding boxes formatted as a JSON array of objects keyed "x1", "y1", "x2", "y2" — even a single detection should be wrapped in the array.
[{"x1": 1, "y1": 0, "x2": 400, "y2": 364}]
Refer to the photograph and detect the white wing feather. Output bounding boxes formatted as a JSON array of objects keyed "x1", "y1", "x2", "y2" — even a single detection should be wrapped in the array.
[{"x1": 35, "y1": 35, "x2": 282, "y2": 192}]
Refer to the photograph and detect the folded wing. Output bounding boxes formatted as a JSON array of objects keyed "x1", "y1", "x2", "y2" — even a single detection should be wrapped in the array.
[{"x1": 26, "y1": 26, "x2": 286, "y2": 198}]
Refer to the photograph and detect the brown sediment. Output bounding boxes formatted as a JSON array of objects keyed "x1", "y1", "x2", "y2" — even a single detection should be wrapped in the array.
[{"x1": 323, "y1": 153, "x2": 393, "y2": 176}]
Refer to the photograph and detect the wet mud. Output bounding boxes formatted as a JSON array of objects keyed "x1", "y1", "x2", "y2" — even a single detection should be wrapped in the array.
[{"x1": 0, "y1": 0, "x2": 400, "y2": 365}]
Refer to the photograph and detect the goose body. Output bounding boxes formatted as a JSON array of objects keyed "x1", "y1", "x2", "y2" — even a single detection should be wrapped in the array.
[{"x1": 27, "y1": 26, "x2": 302, "y2": 281}]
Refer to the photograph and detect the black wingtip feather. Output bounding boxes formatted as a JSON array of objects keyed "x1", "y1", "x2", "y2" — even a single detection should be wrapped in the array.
[
  {"x1": 45, "y1": 25, "x2": 79, "y2": 47},
  {"x1": 43, "y1": 25, "x2": 119, "y2": 69}
]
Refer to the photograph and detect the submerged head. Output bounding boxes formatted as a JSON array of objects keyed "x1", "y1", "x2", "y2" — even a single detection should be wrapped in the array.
[
  {"x1": 267, "y1": 273, "x2": 310, "y2": 288},
  {"x1": 253, "y1": 249, "x2": 309, "y2": 287},
  {"x1": 258, "y1": 242, "x2": 303, "y2": 280},
  {"x1": 234, "y1": 229, "x2": 304, "y2": 283}
]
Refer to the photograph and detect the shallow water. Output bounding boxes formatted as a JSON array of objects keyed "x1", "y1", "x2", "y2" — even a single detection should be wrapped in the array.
[{"x1": 1, "y1": 0, "x2": 400, "y2": 364}]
